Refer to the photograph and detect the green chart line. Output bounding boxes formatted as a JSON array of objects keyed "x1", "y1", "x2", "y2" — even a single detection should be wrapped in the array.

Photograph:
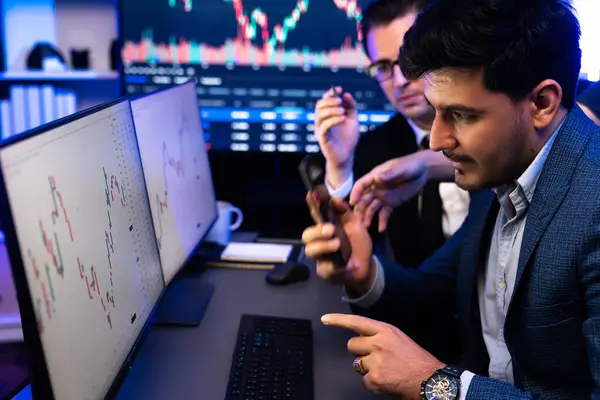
[
  {"x1": 168, "y1": 0, "x2": 191, "y2": 11},
  {"x1": 103, "y1": 167, "x2": 111, "y2": 207},
  {"x1": 53, "y1": 232, "x2": 64, "y2": 276},
  {"x1": 49, "y1": 177, "x2": 59, "y2": 224},
  {"x1": 44, "y1": 264, "x2": 55, "y2": 301},
  {"x1": 106, "y1": 238, "x2": 112, "y2": 269},
  {"x1": 107, "y1": 210, "x2": 112, "y2": 229},
  {"x1": 38, "y1": 220, "x2": 46, "y2": 248}
]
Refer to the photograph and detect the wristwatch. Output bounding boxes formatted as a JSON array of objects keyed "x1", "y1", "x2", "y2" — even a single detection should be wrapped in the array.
[{"x1": 420, "y1": 365, "x2": 464, "y2": 400}]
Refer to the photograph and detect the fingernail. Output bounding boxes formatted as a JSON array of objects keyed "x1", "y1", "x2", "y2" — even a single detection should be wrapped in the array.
[
  {"x1": 321, "y1": 315, "x2": 330, "y2": 324},
  {"x1": 347, "y1": 260, "x2": 359, "y2": 270},
  {"x1": 321, "y1": 224, "x2": 333, "y2": 235}
]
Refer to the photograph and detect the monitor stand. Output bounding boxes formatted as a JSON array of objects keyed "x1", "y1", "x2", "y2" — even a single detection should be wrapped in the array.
[{"x1": 153, "y1": 278, "x2": 214, "y2": 327}]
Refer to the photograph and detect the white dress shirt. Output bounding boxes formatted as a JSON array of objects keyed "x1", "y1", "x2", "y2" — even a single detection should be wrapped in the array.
[
  {"x1": 326, "y1": 121, "x2": 469, "y2": 238},
  {"x1": 344, "y1": 121, "x2": 562, "y2": 398}
]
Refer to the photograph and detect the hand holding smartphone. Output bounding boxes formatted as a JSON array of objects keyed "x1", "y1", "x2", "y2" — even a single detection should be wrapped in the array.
[{"x1": 299, "y1": 154, "x2": 352, "y2": 267}]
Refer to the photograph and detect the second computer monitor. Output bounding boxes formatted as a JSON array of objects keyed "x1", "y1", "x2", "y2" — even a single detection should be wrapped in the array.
[{"x1": 131, "y1": 81, "x2": 218, "y2": 284}]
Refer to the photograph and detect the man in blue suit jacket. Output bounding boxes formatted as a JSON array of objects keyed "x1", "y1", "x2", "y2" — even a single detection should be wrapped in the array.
[{"x1": 302, "y1": 0, "x2": 600, "y2": 399}]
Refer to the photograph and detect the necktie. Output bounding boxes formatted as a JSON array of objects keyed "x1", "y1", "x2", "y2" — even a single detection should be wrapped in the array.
[
  {"x1": 418, "y1": 135, "x2": 446, "y2": 255},
  {"x1": 420, "y1": 135, "x2": 430, "y2": 150}
]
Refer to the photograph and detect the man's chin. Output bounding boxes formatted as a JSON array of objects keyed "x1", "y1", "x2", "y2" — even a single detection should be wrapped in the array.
[
  {"x1": 397, "y1": 104, "x2": 429, "y2": 120},
  {"x1": 454, "y1": 170, "x2": 487, "y2": 192},
  {"x1": 402, "y1": 109, "x2": 427, "y2": 121}
]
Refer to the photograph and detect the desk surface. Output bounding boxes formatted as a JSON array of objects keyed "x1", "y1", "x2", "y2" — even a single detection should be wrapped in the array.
[{"x1": 115, "y1": 266, "x2": 380, "y2": 400}]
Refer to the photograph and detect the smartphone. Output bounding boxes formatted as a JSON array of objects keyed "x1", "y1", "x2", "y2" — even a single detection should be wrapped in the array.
[{"x1": 299, "y1": 154, "x2": 351, "y2": 266}]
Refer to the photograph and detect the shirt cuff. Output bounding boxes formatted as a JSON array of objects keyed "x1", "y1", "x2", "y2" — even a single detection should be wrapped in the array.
[
  {"x1": 341, "y1": 255, "x2": 385, "y2": 308},
  {"x1": 458, "y1": 371, "x2": 475, "y2": 400},
  {"x1": 325, "y1": 172, "x2": 354, "y2": 199}
]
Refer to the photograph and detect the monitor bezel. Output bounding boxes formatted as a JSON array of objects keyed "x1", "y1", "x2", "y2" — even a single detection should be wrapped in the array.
[
  {"x1": 129, "y1": 80, "x2": 219, "y2": 283},
  {"x1": 0, "y1": 97, "x2": 167, "y2": 400}
]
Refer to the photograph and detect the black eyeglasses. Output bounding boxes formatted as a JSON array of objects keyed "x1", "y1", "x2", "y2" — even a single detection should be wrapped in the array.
[{"x1": 365, "y1": 59, "x2": 399, "y2": 82}]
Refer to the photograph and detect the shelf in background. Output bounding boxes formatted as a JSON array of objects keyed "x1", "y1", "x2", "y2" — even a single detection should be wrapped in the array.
[{"x1": 0, "y1": 70, "x2": 119, "y2": 82}]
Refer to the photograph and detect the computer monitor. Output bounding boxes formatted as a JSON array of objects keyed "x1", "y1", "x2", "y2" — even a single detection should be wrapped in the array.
[
  {"x1": 0, "y1": 99, "x2": 165, "y2": 400},
  {"x1": 119, "y1": 0, "x2": 394, "y2": 152},
  {"x1": 131, "y1": 80, "x2": 218, "y2": 285}
]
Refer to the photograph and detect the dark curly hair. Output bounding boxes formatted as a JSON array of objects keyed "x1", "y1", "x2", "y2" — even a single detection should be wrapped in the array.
[{"x1": 398, "y1": 0, "x2": 582, "y2": 108}]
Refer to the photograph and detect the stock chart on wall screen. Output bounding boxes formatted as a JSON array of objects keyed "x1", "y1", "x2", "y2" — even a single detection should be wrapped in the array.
[
  {"x1": 120, "y1": 0, "x2": 394, "y2": 152},
  {"x1": 124, "y1": 0, "x2": 369, "y2": 68},
  {"x1": 0, "y1": 101, "x2": 164, "y2": 400}
]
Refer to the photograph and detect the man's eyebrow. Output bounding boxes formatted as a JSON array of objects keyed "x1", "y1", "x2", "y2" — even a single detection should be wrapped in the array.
[{"x1": 424, "y1": 95, "x2": 485, "y2": 114}]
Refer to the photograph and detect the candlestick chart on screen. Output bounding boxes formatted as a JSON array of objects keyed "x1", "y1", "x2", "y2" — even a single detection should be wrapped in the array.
[
  {"x1": 27, "y1": 170, "x2": 125, "y2": 334},
  {"x1": 132, "y1": 88, "x2": 210, "y2": 284},
  {"x1": 121, "y1": 0, "x2": 371, "y2": 69},
  {"x1": 10, "y1": 110, "x2": 161, "y2": 341},
  {"x1": 146, "y1": 107, "x2": 206, "y2": 257},
  {"x1": 154, "y1": 115, "x2": 194, "y2": 251}
]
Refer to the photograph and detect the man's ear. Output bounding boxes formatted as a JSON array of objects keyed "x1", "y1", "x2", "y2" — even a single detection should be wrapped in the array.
[{"x1": 529, "y1": 79, "x2": 562, "y2": 129}]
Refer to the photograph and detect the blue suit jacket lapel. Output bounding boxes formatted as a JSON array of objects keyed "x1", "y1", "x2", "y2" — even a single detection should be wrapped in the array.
[{"x1": 511, "y1": 107, "x2": 594, "y2": 305}]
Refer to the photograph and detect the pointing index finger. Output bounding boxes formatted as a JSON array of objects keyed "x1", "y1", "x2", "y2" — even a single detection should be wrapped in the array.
[{"x1": 321, "y1": 313, "x2": 383, "y2": 336}]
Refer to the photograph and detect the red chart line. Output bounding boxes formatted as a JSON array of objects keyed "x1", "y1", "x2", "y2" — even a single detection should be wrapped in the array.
[
  {"x1": 78, "y1": 257, "x2": 84, "y2": 279},
  {"x1": 49, "y1": 175, "x2": 74, "y2": 242},
  {"x1": 85, "y1": 276, "x2": 93, "y2": 300},
  {"x1": 57, "y1": 191, "x2": 73, "y2": 242},
  {"x1": 41, "y1": 282, "x2": 51, "y2": 319}
]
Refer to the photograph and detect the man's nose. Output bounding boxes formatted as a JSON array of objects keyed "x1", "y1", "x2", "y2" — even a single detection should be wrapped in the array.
[
  {"x1": 392, "y1": 65, "x2": 408, "y2": 89},
  {"x1": 430, "y1": 116, "x2": 457, "y2": 152}
]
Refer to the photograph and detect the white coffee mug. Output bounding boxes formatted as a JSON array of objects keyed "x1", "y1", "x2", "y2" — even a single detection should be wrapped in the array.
[{"x1": 205, "y1": 201, "x2": 244, "y2": 246}]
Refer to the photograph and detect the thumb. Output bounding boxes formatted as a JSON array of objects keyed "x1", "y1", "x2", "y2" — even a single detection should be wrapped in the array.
[
  {"x1": 331, "y1": 198, "x2": 357, "y2": 225},
  {"x1": 331, "y1": 197, "x2": 352, "y2": 214},
  {"x1": 377, "y1": 167, "x2": 409, "y2": 185},
  {"x1": 349, "y1": 174, "x2": 375, "y2": 206}
]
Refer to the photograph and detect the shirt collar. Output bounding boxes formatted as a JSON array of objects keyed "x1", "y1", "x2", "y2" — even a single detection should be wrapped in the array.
[
  {"x1": 407, "y1": 119, "x2": 430, "y2": 146},
  {"x1": 494, "y1": 119, "x2": 564, "y2": 220}
]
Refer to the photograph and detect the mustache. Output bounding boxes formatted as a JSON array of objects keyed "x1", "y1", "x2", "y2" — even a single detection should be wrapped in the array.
[{"x1": 442, "y1": 150, "x2": 474, "y2": 163}]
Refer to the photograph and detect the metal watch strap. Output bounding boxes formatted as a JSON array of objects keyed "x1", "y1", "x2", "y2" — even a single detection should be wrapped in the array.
[{"x1": 441, "y1": 365, "x2": 465, "y2": 379}]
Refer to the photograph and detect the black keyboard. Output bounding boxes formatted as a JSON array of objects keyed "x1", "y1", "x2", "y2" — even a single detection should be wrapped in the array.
[{"x1": 224, "y1": 314, "x2": 314, "y2": 400}]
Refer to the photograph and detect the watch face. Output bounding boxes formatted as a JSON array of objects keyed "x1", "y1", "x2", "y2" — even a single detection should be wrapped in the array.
[{"x1": 424, "y1": 373, "x2": 459, "y2": 400}]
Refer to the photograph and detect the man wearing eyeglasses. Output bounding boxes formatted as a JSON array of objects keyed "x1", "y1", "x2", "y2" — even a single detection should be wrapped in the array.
[{"x1": 314, "y1": 0, "x2": 469, "y2": 268}]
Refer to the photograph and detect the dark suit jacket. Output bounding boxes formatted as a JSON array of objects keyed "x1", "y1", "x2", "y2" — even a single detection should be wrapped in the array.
[
  {"x1": 329, "y1": 113, "x2": 445, "y2": 267},
  {"x1": 578, "y1": 81, "x2": 600, "y2": 119},
  {"x1": 356, "y1": 106, "x2": 600, "y2": 398}
]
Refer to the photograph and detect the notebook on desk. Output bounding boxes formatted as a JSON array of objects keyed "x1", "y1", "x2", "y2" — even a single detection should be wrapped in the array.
[
  {"x1": 221, "y1": 242, "x2": 293, "y2": 263},
  {"x1": 200, "y1": 242, "x2": 301, "y2": 270}
]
